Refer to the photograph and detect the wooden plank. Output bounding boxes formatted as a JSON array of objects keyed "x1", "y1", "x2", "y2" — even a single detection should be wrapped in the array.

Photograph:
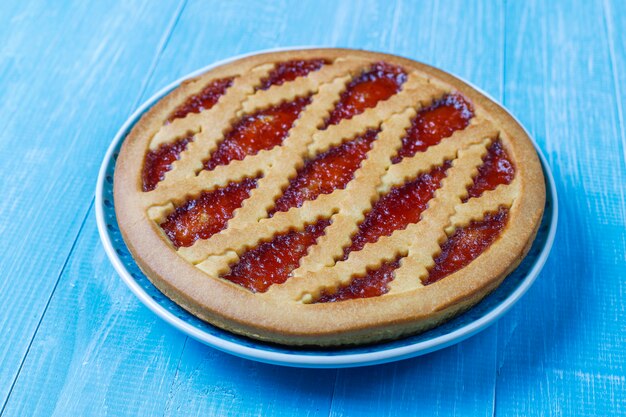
[
  {"x1": 326, "y1": 0, "x2": 504, "y2": 415},
  {"x1": 143, "y1": 0, "x2": 397, "y2": 92},
  {"x1": 0, "y1": 212, "x2": 188, "y2": 416},
  {"x1": 0, "y1": 0, "x2": 186, "y2": 412},
  {"x1": 331, "y1": 337, "x2": 497, "y2": 417},
  {"x1": 163, "y1": 339, "x2": 336, "y2": 417},
  {"x1": 495, "y1": 0, "x2": 626, "y2": 415},
  {"x1": 3, "y1": 1, "x2": 338, "y2": 416},
  {"x1": 605, "y1": 0, "x2": 626, "y2": 196}
]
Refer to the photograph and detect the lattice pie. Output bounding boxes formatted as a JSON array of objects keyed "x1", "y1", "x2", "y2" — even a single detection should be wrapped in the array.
[{"x1": 114, "y1": 49, "x2": 545, "y2": 346}]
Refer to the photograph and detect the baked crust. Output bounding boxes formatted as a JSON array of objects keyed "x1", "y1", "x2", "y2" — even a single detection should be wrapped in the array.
[{"x1": 114, "y1": 48, "x2": 545, "y2": 346}]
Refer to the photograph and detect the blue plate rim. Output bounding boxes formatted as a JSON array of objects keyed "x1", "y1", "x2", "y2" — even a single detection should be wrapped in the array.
[{"x1": 95, "y1": 46, "x2": 558, "y2": 368}]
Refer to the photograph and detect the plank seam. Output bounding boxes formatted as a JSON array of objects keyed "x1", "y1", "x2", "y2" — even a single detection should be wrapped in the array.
[
  {"x1": 602, "y1": 0, "x2": 626, "y2": 218},
  {"x1": 162, "y1": 336, "x2": 189, "y2": 417},
  {"x1": 326, "y1": 369, "x2": 340, "y2": 417},
  {"x1": 134, "y1": 0, "x2": 189, "y2": 106},
  {"x1": 0, "y1": 1, "x2": 188, "y2": 413},
  {"x1": 0, "y1": 200, "x2": 94, "y2": 417}
]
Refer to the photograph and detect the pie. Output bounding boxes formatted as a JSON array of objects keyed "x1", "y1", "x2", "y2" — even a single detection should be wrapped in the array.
[{"x1": 114, "y1": 48, "x2": 545, "y2": 346}]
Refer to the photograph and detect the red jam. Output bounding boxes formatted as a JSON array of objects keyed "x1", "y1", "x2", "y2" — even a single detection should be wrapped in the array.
[
  {"x1": 425, "y1": 208, "x2": 509, "y2": 285},
  {"x1": 464, "y1": 139, "x2": 515, "y2": 201},
  {"x1": 160, "y1": 178, "x2": 258, "y2": 248},
  {"x1": 221, "y1": 219, "x2": 331, "y2": 292},
  {"x1": 142, "y1": 136, "x2": 192, "y2": 192},
  {"x1": 257, "y1": 59, "x2": 329, "y2": 90},
  {"x1": 203, "y1": 96, "x2": 311, "y2": 171},
  {"x1": 270, "y1": 129, "x2": 379, "y2": 215},
  {"x1": 392, "y1": 94, "x2": 473, "y2": 163},
  {"x1": 168, "y1": 77, "x2": 234, "y2": 122},
  {"x1": 343, "y1": 162, "x2": 451, "y2": 258},
  {"x1": 316, "y1": 259, "x2": 401, "y2": 303},
  {"x1": 324, "y1": 62, "x2": 407, "y2": 127}
]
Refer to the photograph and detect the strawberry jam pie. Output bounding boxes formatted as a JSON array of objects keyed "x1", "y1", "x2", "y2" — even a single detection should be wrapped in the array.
[{"x1": 114, "y1": 49, "x2": 545, "y2": 346}]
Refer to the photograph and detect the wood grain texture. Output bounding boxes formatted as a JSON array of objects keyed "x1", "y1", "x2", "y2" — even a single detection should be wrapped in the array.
[
  {"x1": 0, "y1": 212, "x2": 187, "y2": 416},
  {"x1": 0, "y1": 0, "x2": 184, "y2": 411},
  {"x1": 163, "y1": 339, "x2": 336, "y2": 417},
  {"x1": 0, "y1": 0, "x2": 624, "y2": 415},
  {"x1": 495, "y1": 0, "x2": 626, "y2": 415}
]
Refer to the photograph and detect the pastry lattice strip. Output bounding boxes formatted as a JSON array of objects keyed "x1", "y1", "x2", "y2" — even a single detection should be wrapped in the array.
[
  {"x1": 181, "y1": 113, "x2": 496, "y2": 269},
  {"x1": 295, "y1": 114, "x2": 496, "y2": 275},
  {"x1": 139, "y1": 56, "x2": 520, "y2": 303},
  {"x1": 141, "y1": 59, "x2": 369, "y2": 208},
  {"x1": 175, "y1": 71, "x2": 444, "y2": 262},
  {"x1": 264, "y1": 138, "x2": 518, "y2": 302},
  {"x1": 192, "y1": 119, "x2": 510, "y2": 301}
]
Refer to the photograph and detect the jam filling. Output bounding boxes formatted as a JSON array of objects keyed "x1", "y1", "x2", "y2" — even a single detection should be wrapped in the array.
[
  {"x1": 142, "y1": 135, "x2": 193, "y2": 192},
  {"x1": 464, "y1": 139, "x2": 515, "y2": 201},
  {"x1": 316, "y1": 258, "x2": 401, "y2": 303},
  {"x1": 425, "y1": 208, "x2": 509, "y2": 285},
  {"x1": 324, "y1": 62, "x2": 407, "y2": 127},
  {"x1": 160, "y1": 177, "x2": 258, "y2": 248},
  {"x1": 221, "y1": 218, "x2": 331, "y2": 292},
  {"x1": 257, "y1": 59, "x2": 329, "y2": 90},
  {"x1": 269, "y1": 129, "x2": 379, "y2": 215},
  {"x1": 392, "y1": 94, "x2": 474, "y2": 164},
  {"x1": 168, "y1": 77, "x2": 234, "y2": 122},
  {"x1": 343, "y1": 162, "x2": 451, "y2": 259},
  {"x1": 203, "y1": 96, "x2": 311, "y2": 171}
]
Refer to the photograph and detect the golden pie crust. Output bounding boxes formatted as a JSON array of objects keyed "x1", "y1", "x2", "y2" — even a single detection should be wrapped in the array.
[{"x1": 114, "y1": 49, "x2": 545, "y2": 346}]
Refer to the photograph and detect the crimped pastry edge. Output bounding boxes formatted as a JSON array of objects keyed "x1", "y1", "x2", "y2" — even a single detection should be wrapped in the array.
[{"x1": 114, "y1": 48, "x2": 545, "y2": 346}]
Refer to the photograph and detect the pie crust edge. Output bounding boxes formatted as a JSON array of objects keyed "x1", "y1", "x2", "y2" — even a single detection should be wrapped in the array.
[{"x1": 113, "y1": 48, "x2": 546, "y2": 346}]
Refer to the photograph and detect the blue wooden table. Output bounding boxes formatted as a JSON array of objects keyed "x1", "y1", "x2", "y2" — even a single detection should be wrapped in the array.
[{"x1": 1, "y1": 1, "x2": 625, "y2": 415}]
